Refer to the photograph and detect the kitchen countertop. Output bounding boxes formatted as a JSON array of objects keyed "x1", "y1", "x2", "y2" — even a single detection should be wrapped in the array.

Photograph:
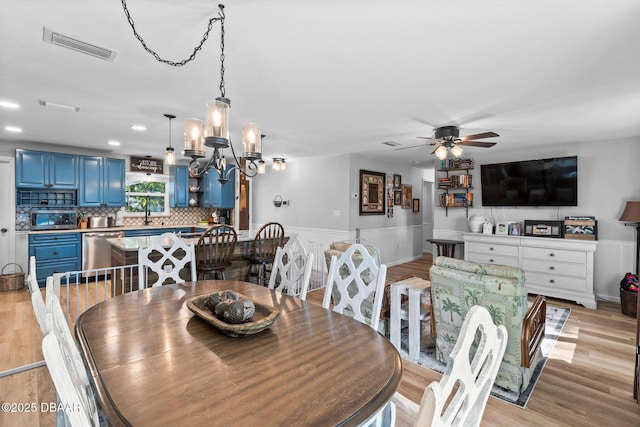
[
  {"x1": 107, "y1": 229, "x2": 263, "y2": 251},
  {"x1": 26, "y1": 223, "x2": 213, "y2": 234}
]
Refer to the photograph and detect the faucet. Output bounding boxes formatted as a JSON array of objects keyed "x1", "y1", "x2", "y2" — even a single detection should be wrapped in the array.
[{"x1": 144, "y1": 196, "x2": 152, "y2": 226}]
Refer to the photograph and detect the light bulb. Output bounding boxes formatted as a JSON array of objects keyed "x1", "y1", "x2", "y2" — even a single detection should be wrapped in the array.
[{"x1": 450, "y1": 145, "x2": 463, "y2": 157}]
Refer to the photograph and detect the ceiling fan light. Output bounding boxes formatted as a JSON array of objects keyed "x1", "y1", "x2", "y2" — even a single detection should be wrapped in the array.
[
  {"x1": 450, "y1": 145, "x2": 463, "y2": 157},
  {"x1": 434, "y1": 145, "x2": 448, "y2": 160},
  {"x1": 257, "y1": 160, "x2": 266, "y2": 174}
]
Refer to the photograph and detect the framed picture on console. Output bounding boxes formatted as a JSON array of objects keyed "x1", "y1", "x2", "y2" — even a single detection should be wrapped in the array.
[{"x1": 359, "y1": 170, "x2": 386, "y2": 215}]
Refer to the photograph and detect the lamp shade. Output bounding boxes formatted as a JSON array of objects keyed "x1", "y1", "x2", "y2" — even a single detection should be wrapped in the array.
[
  {"x1": 184, "y1": 118, "x2": 205, "y2": 158},
  {"x1": 204, "y1": 98, "x2": 230, "y2": 148},
  {"x1": 450, "y1": 145, "x2": 463, "y2": 157},
  {"x1": 619, "y1": 201, "x2": 640, "y2": 222},
  {"x1": 242, "y1": 123, "x2": 262, "y2": 160},
  {"x1": 165, "y1": 147, "x2": 175, "y2": 165},
  {"x1": 434, "y1": 145, "x2": 448, "y2": 160}
]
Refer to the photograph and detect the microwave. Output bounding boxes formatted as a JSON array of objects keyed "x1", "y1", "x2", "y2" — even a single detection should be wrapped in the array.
[{"x1": 31, "y1": 210, "x2": 78, "y2": 230}]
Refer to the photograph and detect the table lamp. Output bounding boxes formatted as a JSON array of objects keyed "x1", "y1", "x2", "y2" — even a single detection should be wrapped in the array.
[{"x1": 619, "y1": 201, "x2": 640, "y2": 275}]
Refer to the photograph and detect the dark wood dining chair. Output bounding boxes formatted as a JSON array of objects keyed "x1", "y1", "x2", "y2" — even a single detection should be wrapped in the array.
[
  {"x1": 195, "y1": 225, "x2": 238, "y2": 280},
  {"x1": 244, "y1": 222, "x2": 285, "y2": 285}
]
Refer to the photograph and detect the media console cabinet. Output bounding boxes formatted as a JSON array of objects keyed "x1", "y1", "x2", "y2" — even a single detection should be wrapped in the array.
[{"x1": 463, "y1": 233, "x2": 597, "y2": 309}]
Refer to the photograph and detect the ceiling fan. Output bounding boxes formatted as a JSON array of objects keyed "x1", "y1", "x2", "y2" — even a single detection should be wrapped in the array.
[{"x1": 397, "y1": 125, "x2": 499, "y2": 159}]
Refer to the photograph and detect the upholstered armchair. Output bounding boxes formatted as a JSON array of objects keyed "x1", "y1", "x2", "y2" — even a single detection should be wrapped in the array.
[{"x1": 429, "y1": 256, "x2": 546, "y2": 393}]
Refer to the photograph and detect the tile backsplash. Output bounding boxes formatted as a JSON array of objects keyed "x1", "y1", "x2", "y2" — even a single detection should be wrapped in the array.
[{"x1": 16, "y1": 206, "x2": 223, "y2": 230}]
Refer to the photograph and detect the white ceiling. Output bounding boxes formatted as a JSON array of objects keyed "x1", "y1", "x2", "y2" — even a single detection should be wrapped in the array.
[{"x1": 1, "y1": 1, "x2": 639, "y2": 167}]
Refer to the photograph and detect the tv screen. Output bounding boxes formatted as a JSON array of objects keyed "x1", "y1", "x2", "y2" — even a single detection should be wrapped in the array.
[{"x1": 480, "y1": 156, "x2": 578, "y2": 207}]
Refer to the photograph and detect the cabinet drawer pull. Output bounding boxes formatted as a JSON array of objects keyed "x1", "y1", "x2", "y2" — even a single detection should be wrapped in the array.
[
  {"x1": 549, "y1": 279, "x2": 555, "y2": 283},
  {"x1": 489, "y1": 259, "x2": 494, "y2": 263},
  {"x1": 549, "y1": 266, "x2": 554, "y2": 270},
  {"x1": 53, "y1": 250, "x2": 59, "y2": 255},
  {"x1": 489, "y1": 247, "x2": 494, "y2": 251},
  {"x1": 549, "y1": 253, "x2": 555, "y2": 257}
]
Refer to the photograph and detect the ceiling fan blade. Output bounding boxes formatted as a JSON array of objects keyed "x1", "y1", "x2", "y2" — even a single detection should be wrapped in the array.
[
  {"x1": 417, "y1": 136, "x2": 440, "y2": 142},
  {"x1": 395, "y1": 143, "x2": 431, "y2": 151},
  {"x1": 458, "y1": 131, "x2": 499, "y2": 142},
  {"x1": 456, "y1": 140, "x2": 497, "y2": 148}
]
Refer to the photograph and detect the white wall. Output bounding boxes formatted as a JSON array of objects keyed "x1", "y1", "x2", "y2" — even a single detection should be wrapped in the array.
[
  {"x1": 251, "y1": 153, "x2": 431, "y2": 266},
  {"x1": 432, "y1": 138, "x2": 640, "y2": 303}
]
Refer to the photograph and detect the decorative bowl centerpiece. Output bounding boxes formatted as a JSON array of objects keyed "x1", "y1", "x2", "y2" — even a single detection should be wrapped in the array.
[{"x1": 186, "y1": 290, "x2": 279, "y2": 337}]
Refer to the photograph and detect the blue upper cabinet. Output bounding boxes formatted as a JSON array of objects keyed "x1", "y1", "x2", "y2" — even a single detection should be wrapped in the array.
[
  {"x1": 104, "y1": 158, "x2": 126, "y2": 206},
  {"x1": 220, "y1": 166, "x2": 235, "y2": 208},
  {"x1": 201, "y1": 166, "x2": 235, "y2": 208},
  {"x1": 78, "y1": 156, "x2": 125, "y2": 207},
  {"x1": 173, "y1": 165, "x2": 189, "y2": 208},
  {"x1": 16, "y1": 149, "x2": 78, "y2": 189}
]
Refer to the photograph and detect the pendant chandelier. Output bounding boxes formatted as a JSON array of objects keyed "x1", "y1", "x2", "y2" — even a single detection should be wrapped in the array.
[{"x1": 121, "y1": 2, "x2": 264, "y2": 185}]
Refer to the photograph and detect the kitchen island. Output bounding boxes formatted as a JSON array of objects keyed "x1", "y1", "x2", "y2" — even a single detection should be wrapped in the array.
[{"x1": 108, "y1": 230, "x2": 291, "y2": 292}]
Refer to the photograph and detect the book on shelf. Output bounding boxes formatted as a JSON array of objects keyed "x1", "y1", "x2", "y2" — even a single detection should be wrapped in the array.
[
  {"x1": 437, "y1": 175, "x2": 473, "y2": 189},
  {"x1": 440, "y1": 158, "x2": 475, "y2": 170},
  {"x1": 439, "y1": 193, "x2": 473, "y2": 207}
]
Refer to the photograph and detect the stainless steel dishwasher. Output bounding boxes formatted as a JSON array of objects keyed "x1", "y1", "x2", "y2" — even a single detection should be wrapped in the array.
[{"x1": 82, "y1": 230, "x2": 125, "y2": 271}]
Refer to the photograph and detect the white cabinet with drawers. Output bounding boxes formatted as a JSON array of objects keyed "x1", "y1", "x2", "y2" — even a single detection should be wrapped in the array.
[{"x1": 463, "y1": 233, "x2": 597, "y2": 309}]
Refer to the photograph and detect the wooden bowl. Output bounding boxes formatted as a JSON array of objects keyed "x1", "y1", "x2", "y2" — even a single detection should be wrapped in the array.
[{"x1": 186, "y1": 291, "x2": 280, "y2": 337}]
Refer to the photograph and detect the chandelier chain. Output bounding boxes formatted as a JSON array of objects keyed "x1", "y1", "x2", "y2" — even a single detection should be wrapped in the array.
[
  {"x1": 219, "y1": 10, "x2": 226, "y2": 97},
  {"x1": 121, "y1": 0, "x2": 224, "y2": 67}
]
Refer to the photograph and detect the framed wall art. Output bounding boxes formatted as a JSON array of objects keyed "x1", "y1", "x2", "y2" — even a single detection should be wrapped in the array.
[
  {"x1": 393, "y1": 190, "x2": 402, "y2": 206},
  {"x1": 393, "y1": 174, "x2": 402, "y2": 189},
  {"x1": 412, "y1": 198, "x2": 420, "y2": 213},
  {"x1": 401, "y1": 184, "x2": 413, "y2": 209},
  {"x1": 359, "y1": 170, "x2": 386, "y2": 215}
]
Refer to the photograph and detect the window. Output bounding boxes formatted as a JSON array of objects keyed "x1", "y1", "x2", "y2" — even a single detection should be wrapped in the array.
[{"x1": 124, "y1": 173, "x2": 170, "y2": 217}]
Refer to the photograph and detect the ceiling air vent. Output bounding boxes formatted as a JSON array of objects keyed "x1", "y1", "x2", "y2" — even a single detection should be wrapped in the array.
[
  {"x1": 43, "y1": 27, "x2": 117, "y2": 62},
  {"x1": 382, "y1": 141, "x2": 401, "y2": 147}
]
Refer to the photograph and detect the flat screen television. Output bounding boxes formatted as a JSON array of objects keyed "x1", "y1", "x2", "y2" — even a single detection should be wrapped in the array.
[{"x1": 480, "y1": 156, "x2": 578, "y2": 207}]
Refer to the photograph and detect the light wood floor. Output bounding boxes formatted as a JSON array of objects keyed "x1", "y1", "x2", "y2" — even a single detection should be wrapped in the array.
[{"x1": 2, "y1": 254, "x2": 639, "y2": 426}]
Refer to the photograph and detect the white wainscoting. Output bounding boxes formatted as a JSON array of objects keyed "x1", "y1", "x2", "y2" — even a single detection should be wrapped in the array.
[
  {"x1": 594, "y1": 239, "x2": 636, "y2": 303},
  {"x1": 251, "y1": 223, "x2": 424, "y2": 272}
]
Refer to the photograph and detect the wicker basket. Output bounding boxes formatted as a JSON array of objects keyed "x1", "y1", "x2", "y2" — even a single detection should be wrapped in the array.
[{"x1": 0, "y1": 263, "x2": 25, "y2": 291}]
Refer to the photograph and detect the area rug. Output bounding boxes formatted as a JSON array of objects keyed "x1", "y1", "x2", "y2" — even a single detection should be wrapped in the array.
[{"x1": 398, "y1": 304, "x2": 570, "y2": 409}]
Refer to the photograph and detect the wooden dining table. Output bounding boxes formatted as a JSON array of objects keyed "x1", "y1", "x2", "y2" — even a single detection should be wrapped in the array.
[{"x1": 75, "y1": 280, "x2": 402, "y2": 426}]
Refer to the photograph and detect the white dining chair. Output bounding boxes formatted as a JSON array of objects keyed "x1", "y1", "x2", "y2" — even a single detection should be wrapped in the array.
[
  {"x1": 138, "y1": 232, "x2": 197, "y2": 288},
  {"x1": 323, "y1": 243, "x2": 387, "y2": 331},
  {"x1": 26, "y1": 256, "x2": 49, "y2": 336},
  {"x1": 323, "y1": 243, "x2": 393, "y2": 427},
  {"x1": 392, "y1": 305, "x2": 508, "y2": 427},
  {"x1": 43, "y1": 274, "x2": 101, "y2": 427},
  {"x1": 268, "y1": 236, "x2": 314, "y2": 300}
]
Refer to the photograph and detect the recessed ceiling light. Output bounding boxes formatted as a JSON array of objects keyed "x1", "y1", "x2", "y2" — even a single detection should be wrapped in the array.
[
  {"x1": 0, "y1": 100, "x2": 19, "y2": 109},
  {"x1": 130, "y1": 125, "x2": 146, "y2": 131},
  {"x1": 5, "y1": 126, "x2": 23, "y2": 133},
  {"x1": 108, "y1": 140, "x2": 121, "y2": 146}
]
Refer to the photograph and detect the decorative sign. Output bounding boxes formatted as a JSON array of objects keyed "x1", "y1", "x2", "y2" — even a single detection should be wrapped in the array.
[{"x1": 130, "y1": 156, "x2": 164, "y2": 174}]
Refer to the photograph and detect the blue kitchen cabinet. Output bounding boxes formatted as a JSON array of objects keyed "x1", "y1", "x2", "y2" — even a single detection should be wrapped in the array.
[
  {"x1": 173, "y1": 165, "x2": 189, "y2": 208},
  {"x1": 79, "y1": 156, "x2": 125, "y2": 207},
  {"x1": 201, "y1": 166, "x2": 235, "y2": 208},
  {"x1": 28, "y1": 232, "x2": 81, "y2": 286},
  {"x1": 16, "y1": 149, "x2": 78, "y2": 189}
]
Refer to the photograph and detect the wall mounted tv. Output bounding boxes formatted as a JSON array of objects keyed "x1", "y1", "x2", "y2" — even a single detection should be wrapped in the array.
[{"x1": 480, "y1": 156, "x2": 578, "y2": 207}]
